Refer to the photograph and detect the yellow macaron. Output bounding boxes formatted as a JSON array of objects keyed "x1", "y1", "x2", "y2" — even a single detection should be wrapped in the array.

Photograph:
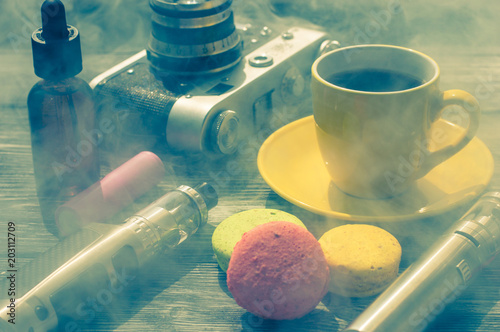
[{"x1": 318, "y1": 224, "x2": 402, "y2": 297}]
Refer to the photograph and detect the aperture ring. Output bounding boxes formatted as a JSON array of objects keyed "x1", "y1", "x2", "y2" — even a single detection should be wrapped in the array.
[
  {"x1": 149, "y1": 30, "x2": 240, "y2": 58},
  {"x1": 152, "y1": 7, "x2": 231, "y2": 29}
]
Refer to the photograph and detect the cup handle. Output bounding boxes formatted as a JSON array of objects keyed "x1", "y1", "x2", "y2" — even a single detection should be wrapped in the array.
[{"x1": 415, "y1": 89, "x2": 481, "y2": 178}]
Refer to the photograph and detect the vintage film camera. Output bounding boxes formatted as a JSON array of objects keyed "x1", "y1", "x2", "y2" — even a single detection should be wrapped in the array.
[{"x1": 90, "y1": 0, "x2": 337, "y2": 157}]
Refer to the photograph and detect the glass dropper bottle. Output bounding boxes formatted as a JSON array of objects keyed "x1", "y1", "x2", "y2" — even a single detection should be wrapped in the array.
[{"x1": 28, "y1": 0, "x2": 100, "y2": 236}]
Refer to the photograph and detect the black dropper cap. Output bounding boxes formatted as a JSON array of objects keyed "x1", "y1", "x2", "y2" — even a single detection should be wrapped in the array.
[{"x1": 31, "y1": 0, "x2": 83, "y2": 80}]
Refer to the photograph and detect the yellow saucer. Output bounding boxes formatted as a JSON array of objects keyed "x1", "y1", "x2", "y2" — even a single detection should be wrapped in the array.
[{"x1": 257, "y1": 116, "x2": 494, "y2": 222}]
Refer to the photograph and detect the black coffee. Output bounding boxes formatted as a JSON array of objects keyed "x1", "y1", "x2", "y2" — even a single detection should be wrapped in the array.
[{"x1": 326, "y1": 68, "x2": 424, "y2": 92}]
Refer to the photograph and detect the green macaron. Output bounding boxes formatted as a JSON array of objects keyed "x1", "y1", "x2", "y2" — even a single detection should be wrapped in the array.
[{"x1": 212, "y1": 208, "x2": 306, "y2": 272}]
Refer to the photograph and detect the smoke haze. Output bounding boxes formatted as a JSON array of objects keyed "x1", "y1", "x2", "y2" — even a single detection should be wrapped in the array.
[
  {"x1": 2, "y1": 0, "x2": 499, "y2": 52},
  {"x1": 0, "y1": 2, "x2": 498, "y2": 330}
]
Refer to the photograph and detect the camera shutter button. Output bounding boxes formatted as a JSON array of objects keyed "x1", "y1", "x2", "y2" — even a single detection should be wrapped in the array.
[{"x1": 210, "y1": 110, "x2": 240, "y2": 155}]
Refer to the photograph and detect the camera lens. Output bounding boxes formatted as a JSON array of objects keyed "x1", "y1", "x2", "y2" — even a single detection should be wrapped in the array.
[{"x1": 147, "y1": 0, "x2": 242, "y2": 76}]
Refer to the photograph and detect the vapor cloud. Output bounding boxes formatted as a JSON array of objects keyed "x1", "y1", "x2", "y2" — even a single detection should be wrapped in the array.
[
  {"x1": 2, "y1": 0, "x2": 150, "y2": 54},
  {"x1": 2, "y1": 0, "x2": 497, "y2": 54}
]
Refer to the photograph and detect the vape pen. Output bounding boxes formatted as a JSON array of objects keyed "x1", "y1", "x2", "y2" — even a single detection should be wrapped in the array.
[
  {"x1": 0, "y1": 183, "x2": 217, "y2": 332},
  {"x1": 345, "y1": 192, "x2": 500, "y2": 332}
]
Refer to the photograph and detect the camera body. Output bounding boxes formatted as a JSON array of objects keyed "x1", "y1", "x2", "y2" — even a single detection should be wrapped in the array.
[{"x1": 90, "y1": 24, "x2": 332, "y2": 156}]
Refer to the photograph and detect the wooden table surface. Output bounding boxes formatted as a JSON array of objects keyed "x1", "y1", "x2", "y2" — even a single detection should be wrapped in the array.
[{"x1": 1, "y1": 1, "x2": 500, "y2": 331}]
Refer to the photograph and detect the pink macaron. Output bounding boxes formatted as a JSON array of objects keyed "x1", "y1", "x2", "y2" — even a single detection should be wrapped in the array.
[{"x1": 227, "y1": 221, "x2": 329, "y2": 320}]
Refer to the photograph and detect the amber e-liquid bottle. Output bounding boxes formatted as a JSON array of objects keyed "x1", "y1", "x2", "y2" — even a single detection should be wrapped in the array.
[{"x1": 28, "y1": 0, "x2": 100, "y2": 236}]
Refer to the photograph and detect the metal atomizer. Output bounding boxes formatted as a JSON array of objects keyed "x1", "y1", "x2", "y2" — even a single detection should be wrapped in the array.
[
  {"x1": 345, "y1": 192, "x2": 500, "y2": 332},
  {"x1": 90, "y1": 0, "x2": 336, "y2": 156},
  {"x1": 0, "y1": 183, "x2": 217, "y2": 332}
]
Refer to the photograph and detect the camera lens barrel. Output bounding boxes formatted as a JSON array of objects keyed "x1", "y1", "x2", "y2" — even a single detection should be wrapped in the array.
[{"x1": 148, "y1": 0, "x2": 242, "y2": 76}]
